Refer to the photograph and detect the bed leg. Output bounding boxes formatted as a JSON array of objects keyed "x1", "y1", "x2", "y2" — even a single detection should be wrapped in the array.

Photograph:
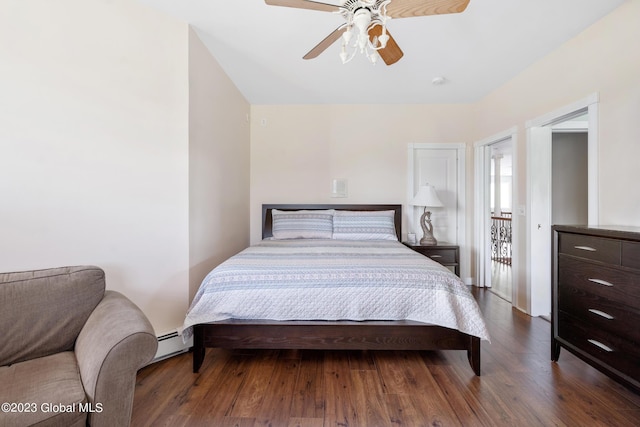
[
  {"x1": 193, "y1": 326, "x2": 205, "y2": 373},
  {"x1": 551, "y1": 338, "x2": 561, "y2": 362},
  {"x1": 467, "y1": 336, "x2": 481, "y2": 376}
]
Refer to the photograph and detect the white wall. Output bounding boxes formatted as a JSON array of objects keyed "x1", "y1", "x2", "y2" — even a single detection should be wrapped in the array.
[
  {"x1": 0, "y1": 0, "x2": 190, "y2": 334},
  {"x1": 249, "y1": 104, "x2": 475, "y2": 244},
  {"x1": 188, "y1": 28, "x2": 251, "y2": 301}
]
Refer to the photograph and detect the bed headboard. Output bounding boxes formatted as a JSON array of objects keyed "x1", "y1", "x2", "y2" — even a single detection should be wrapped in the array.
[{"x1": 262, "y1": 204, "x2": 402, "y2": 240}]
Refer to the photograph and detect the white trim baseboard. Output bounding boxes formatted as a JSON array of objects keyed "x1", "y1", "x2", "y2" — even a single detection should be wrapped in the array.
[{"x1": 152, "y1": 331, "x2": 192, "y2": 363}]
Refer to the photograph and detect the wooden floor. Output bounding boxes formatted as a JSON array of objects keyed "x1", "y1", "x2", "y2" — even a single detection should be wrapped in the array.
[
  {"x1": 131, "y1": 289, "x2": 640, "y2": 426},
  {"x1": 490, "y1": 260, "x2": 512, "y2": 303}
]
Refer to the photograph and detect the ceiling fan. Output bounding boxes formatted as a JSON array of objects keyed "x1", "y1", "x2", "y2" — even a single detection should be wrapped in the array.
[{"x1": 264, "y1": 0, "x2": 470, "y2": 65}]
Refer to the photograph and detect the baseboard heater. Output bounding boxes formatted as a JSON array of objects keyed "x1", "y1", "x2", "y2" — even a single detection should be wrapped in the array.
[{"x1": 152, "y1": 331, "x2": 192, "y2": 363}]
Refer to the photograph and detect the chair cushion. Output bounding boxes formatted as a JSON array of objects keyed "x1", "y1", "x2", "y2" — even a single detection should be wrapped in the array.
[
  {"x1": 0, "y1": 266, "x2": 105, "y2": 366},
  {"x1": 0, "y1": 351, "x2": 87, "y2": 427}
]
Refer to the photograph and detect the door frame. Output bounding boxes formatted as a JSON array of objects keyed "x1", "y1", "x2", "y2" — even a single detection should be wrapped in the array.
[
  {"x1": 525, "y1": 93, "x2": 599, "y2": 316},
  {"x1": 473, "y1": 128, "x2": 519, "y2": 304},
  {"x1": 407, "y1": 143, "x2": 467, "y2": 282}
]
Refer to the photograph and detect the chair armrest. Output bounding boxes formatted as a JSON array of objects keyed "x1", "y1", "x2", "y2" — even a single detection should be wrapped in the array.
[{"x1": 75, "y1": 290, "x2": 157, "y2": 427}]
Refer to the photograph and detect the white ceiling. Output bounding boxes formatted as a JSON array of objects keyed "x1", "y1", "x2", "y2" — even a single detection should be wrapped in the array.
[{"x1": 139, "y1": 0, "x2": 625, "y2": 105}]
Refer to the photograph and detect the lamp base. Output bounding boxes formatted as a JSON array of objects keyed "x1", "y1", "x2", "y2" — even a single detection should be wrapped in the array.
[
  {"x1": 419, "y1": 235, "x2": 438, "y2": 246},
  {"x1": 418, "y1": 209, "x2": 438, "y2": 246}
]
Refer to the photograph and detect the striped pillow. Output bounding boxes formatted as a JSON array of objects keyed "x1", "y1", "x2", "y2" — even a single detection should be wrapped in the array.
[
  {"x1": 271, "y1": 209, "x2": 334, "y2": 239},
  {"x1": 332, "y1": 210, "x2": 398, "y2": 241}
]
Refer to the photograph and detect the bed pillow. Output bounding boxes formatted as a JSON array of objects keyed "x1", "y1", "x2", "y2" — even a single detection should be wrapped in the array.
[
  {"x1": 332, "y1": 210, "x2": 398, "y2": 241},
  {"x1": 271, "y1": 209, "x2": 334, "y2": 239}
]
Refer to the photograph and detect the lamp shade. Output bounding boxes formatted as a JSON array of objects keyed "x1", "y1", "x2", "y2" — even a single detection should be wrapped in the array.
[{"x1": 411, "y1": 184, "x2": 443, "y2": 208}]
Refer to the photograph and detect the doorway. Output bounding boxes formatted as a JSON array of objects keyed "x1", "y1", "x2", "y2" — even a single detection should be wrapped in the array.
[
  {"x1": 474, "y1": 128, "x2": 517, "y2": 304},
  {"x1": 489, "y1": 141, "x2": 513, "y2": 302},
  {"x1": 527, "y1": 95, "x2": 599, "y2": 317}
]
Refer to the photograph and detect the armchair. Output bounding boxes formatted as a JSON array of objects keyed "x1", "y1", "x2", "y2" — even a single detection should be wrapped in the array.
[{"x1": 0, "y1": 266, "x2": 157, "y2": 427}]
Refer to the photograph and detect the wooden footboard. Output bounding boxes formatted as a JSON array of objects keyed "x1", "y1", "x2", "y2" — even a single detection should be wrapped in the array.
[{"x1": 192, "y1": 320, "x2": 480, "y2": 376}]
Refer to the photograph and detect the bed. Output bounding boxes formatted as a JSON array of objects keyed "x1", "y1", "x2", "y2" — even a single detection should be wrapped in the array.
[{"x1": 182, "y1": 204, "x2": 489, "y2": 375}]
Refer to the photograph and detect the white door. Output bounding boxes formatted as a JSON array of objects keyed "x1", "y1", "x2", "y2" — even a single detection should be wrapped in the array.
[
  {"x1": 528, "y1": 126, "x2": 553, "y2": 317},
  {"x1": 411, "y1": 148, "x2": 459, "y2": 245},
  {"x1": 475, "y1": 144, "x2": 492, "y2": 288},
  {"x1": 527, "y1": 96, "x2": 599, "y2": 317}
]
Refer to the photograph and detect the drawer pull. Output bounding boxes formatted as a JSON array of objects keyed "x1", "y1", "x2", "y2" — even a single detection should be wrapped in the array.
[
  {"x1": 587, "y1": 339, "x2": 614, "y2": 352},
  {"x1": 588, "y1": 309, "x2": 614, "y2": 320},
  {"x1": 574, "y1": 245, "x2": 596, "y2": 252},
  {"x1": 588, "y1": 278, "x2": 614, "y2": 287},
  {"x1": 430, "y1": 255, "x2": 443, "y2": 258}
]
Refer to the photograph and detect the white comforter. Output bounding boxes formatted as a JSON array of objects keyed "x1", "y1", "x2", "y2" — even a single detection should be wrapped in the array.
[{"x1": 180, "y1": 239, "x2": 490, "y2": 341}]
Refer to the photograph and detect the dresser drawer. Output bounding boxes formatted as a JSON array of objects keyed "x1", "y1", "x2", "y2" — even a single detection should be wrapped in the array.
[
  {"x1": 557, "y1": 283, "x2": 640, "y2": 344},
  {"x1": 557, "y1": 255, "x2": 640, "y2": 307},
  {"x1": 558, "y1": 311, "x2": 640, "y2": 384},
  {"x1": 559, "y1": 233, "x2": 621, "y2": 264},
  {"x1": 622, "y1": 241, "x2": 640, "y2": 270}
]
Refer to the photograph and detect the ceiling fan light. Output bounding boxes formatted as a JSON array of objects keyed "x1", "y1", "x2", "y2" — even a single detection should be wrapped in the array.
[
  {"x1": 358, "y1": 35, "x2": 367, "y2": 52},
  {"x1": 339, "y1": 47, "x2": 348, "y2": 64},
  {"x1": 378, "y1": 33, "x2": 389, "y2": 48},
  {"x1": 342, "y1": 28, "x2": 352, "y2": 44}
]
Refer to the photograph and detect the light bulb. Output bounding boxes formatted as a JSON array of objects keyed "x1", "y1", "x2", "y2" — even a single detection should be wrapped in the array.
[
  {"x1": 358, "y1": 35, "x2": 367, "y2": 51},
  {"x1": 342, "y1": 27, "x2": 352, "y2": 44},
  {"x1": 378, "y1": 33, "x2": 389, "y2": 48},
  {"x1": 340, "y1": 46, "x2": 348, "y2": 64}
]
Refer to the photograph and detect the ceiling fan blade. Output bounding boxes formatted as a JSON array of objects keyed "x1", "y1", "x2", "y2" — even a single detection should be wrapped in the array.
[
  {"x1": 385, "y1": 0, "x2": 470, "y2": 18},
  {"x1": 368, "y1": 25, "x2": 404, "y2": 65},
  {"x1": 303, "y1": 25, "x2": 347, "y2": 59},
  {"x1": 265, "y1": 0, "x2": 341, "y2": 13}
]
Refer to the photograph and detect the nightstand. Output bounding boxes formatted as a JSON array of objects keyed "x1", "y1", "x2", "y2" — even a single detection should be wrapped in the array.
[{"x1": 403, "y1": 242, "x2": 460, "y2": 276}]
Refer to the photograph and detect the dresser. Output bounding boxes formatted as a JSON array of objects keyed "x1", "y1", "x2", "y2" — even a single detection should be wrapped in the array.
[
  {"x1": 403, "y1": 243, "x2": 460, "y2": 276},
  {"x1": 552, "y1": 225, "x2": 640, "y2": 392}
]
